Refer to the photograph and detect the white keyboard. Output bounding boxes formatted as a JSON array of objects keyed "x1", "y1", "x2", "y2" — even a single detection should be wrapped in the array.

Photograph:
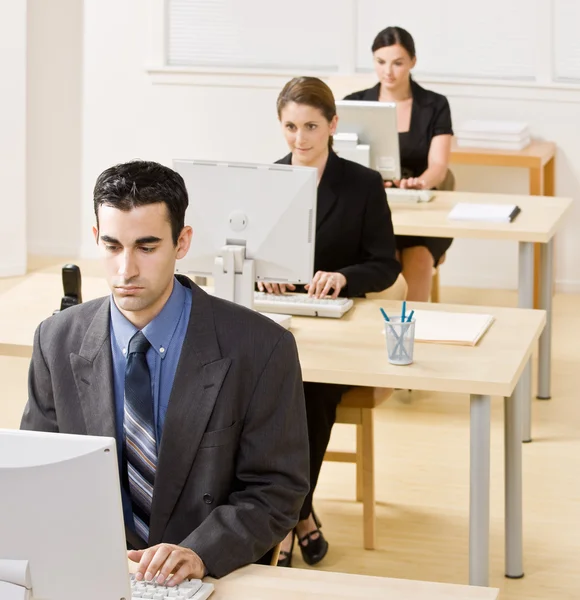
[
  {"x1": 254, "y1": 292, "x2": 353, "y2": 318},
  {"x1": 130, "y1": 575, "x2": 214, "y2": 600},
  {"x1": 386, "y1": 188, "x2": 434, "y2": 203}
]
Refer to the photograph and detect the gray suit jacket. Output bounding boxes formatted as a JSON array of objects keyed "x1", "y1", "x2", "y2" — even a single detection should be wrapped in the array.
[{"x1": 21, "y1": 276, "x2": 309, "y2": 577}]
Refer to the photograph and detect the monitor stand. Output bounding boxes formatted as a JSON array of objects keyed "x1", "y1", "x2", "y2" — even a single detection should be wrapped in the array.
[
  {"x1": 212, "y1": 245, "x2": 292, "y2": 329},
  {"x1": 213, "y1": 244, "x2": 255, "y2": 310},
  {"x1": 334, "y1": 133, "x2": 370, "y2": 169},
  {"x1": 0, "y1": 560, "x2": 32, "y2": 600}
]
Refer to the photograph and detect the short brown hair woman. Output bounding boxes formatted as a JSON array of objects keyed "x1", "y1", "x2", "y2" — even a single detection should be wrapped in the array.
[{"x1": 261, "y1": 76, "x2": 401, "y2": 567}]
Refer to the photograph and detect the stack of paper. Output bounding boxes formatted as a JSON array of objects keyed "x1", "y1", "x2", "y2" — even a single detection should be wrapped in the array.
[
  {"x1": 448, "y1": 203, "x2": 521, "y2": 223},
  {"x1": 455, "y1": 120, "x2": 530, "y2": 151},
  {"x1": 412, "y1": 309, "x2": 495, "y2": 346}
]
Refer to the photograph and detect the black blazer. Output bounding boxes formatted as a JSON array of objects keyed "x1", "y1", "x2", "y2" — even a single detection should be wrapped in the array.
[
  {"x1": 276, "y1": 150, "x2": 400, "y2": 297},
  {"x1": 345, "y1": 79, "x2": 453, "y2": 177}
]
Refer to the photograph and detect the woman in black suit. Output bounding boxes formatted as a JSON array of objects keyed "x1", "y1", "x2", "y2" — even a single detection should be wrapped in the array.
[
  {"x1": 260, "y1": 76, "x2": 400, "y2": 567},
  {"x1": 345, "y1": 26, "x2": 454, "y2": 302}
]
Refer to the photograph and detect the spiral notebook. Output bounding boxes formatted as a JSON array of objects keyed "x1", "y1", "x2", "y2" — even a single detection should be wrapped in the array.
[{"x1": 412, "y1": 310, "x2": 495, "y2": 346}]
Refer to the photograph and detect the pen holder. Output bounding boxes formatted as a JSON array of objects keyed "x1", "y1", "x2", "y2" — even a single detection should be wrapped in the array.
[{"x1": 384, "y1": 317, "x2": 416, "y2": 366}]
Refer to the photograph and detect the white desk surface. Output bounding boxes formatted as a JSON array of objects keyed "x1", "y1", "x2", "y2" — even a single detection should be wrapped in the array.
[
  {"x1": 292, "y1": 298, "x2": 545, "y2": 397},
  {"x1": 390, "y1": 190, "x2": 571, "y2": 243},
  {"x1": 208, "y1": 564, "x2": 500, "y2": 600},
  {"x1": 0, "y1": 273, "x2": 545, "y2": 399}
]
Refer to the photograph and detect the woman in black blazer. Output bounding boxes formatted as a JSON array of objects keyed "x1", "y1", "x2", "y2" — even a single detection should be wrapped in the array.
[
  {"x1": 260, "y1": 76, "x2": 400, "y2": 567},
  {"x1": 345, "y1": 26, "x2": 454, "y2": 302}
]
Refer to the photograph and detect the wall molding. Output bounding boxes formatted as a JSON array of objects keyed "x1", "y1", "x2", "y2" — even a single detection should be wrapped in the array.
[{"x1": 149, "y1": 0, "x2": 580, "y2": 102}]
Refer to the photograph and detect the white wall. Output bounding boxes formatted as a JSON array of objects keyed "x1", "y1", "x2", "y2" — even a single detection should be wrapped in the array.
[
  {"x1": 79, "y1": 0, "x2": 288, "y2": 258},
  {"x1": 29, "y1": 0, "x2": 580, "y2": 291},
  {"x1": 0, "y1": 1, "x2": 27, "y2": 276},
  {"x1": 26, "y1": 0, "x2": 83, "y2": 257}
]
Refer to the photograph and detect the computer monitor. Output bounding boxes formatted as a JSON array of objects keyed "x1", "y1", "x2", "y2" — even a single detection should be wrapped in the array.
[
  {"x1": 173, "y1": 160, "x2": 317, "y2": 310},
  {"x1": 0, "y1": 429, "x2": 131, "y2": 600},
  {"x1": 334, "y1": 100, "x2": 401, "y2": 181}
]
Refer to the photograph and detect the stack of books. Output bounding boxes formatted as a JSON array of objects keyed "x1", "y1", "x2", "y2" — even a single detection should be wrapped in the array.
[{"x1": 455, "y1": 120, "x2": 531, "y2": 151}]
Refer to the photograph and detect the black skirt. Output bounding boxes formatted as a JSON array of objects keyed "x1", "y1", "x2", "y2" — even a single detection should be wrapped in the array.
[{"x1": 395, "y1": 234, "x2": 453, "y2": 267}]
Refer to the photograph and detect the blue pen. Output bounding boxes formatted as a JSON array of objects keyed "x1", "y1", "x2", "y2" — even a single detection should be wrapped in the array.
[
  {"x1": 380, "y1": 307, "x2": 390, "y2": 322},
  {"x1": 407, "y1": 309, "x2": 415, "y2": 323},
  {"x1": 401, "y1": 300, "x2": 406, "y2": 323}
]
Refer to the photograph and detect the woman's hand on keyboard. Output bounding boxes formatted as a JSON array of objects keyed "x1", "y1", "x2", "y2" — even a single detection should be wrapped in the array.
[
  {"x1": 305, "y1": 271, "x2": 347, "y2": 299},
  {"x1": 257, "y1": 281, "x2": 296, "y2": 294},
  {"x1": 128, "y1": 543, "x2": 206, "y2": 587},
  {"x1": 384, "y1": 178, "x2": 426, "y2": 189}
]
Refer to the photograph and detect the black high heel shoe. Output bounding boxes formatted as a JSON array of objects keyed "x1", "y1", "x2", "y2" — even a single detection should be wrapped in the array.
[
  {"x1": 277, "y1": 531, "x2": 295, "y2": 567},
  {"x1": 297, "y1": 511, "x2": 329, "y2": 566}
]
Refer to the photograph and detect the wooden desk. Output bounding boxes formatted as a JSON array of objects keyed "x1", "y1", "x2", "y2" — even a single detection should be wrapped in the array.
[
  {"x1": 291, "y1": 299, "x2": 545, "y2": 587},
  {"x1": 209, "y1": 564, "x2": 500, "y2": 599},
  {"x1": 390, "y1": 190, "x2": 571, "y2": 441},
  {"x1": 0, "y1": 276, "x2": 545, "y2": 587},
  {"x1": 450, "y1": 140, "x2": 555, "y2": 196},
  {"x1": 450, "y1": 139, "x2": 556, "y2": 310}
]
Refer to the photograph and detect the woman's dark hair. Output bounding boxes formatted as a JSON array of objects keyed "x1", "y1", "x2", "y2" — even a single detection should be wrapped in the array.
[
  {"x1": 371, "y1": 26, "x2": 416, "y2": 59},
  {"x1": 276, "y1": 77, "x2": 336, "y2": 148},
  {"x1": 93, "y1": 160, "x2": 188, "y2": 246}
]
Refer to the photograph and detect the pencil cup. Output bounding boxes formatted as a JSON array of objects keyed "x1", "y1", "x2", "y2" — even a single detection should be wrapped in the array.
[{"x1": 384, "y1": 317, "x2": 416, "y2": 366}]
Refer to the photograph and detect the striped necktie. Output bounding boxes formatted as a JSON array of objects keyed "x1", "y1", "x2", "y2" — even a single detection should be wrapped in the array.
[{"x1": 124, "y1": 331, "x2": 157, "y2": 542}]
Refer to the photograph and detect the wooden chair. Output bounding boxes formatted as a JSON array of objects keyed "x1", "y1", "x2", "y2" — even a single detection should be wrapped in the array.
[
  {"x1": 324, "y1": 387, "x2": 393, "y2": 550},
  {"x1": 322, "y1": 275, "x2": 406, "y2": 550},
  {"x1": 430, "y1": 169, "x2": 456, "y2": 303},
  {"x1": 366, "y1": 272, "x2": 408, "y2": 301},
  {"x1": 269, "y1": 543, "x2": 281, "y2": 566}
]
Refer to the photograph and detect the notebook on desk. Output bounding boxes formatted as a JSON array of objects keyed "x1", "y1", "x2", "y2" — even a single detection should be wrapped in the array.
[
  {"x1": 448, "y1": 203, "x2": 521, "y2": 223},
  {"x1": 412, "y1": 310, "x2": 495, "y2": 346}
]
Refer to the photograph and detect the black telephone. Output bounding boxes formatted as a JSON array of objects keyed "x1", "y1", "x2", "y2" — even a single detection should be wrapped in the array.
[{"x1": 58, "y1": 264, "x2": 82, "y2": 312}]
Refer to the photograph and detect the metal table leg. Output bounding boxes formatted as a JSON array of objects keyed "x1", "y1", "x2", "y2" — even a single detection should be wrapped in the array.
[
  {"x1": 505, "y1": 391, "x2": 524, "y2": 578},
  {"x1": 470, "y1": 394, "x2": 491, "y2": 586},
  {"x1": 537, "y1": 240, "x2": 553, "y2": 399},
  {"x1": 518, "y1": 242, "x2": 534, "y2": 442}
]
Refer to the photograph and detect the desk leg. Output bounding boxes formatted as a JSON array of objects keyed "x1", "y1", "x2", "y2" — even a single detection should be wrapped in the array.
[
  {"x1": 361, "y1": 408, "x2": 376, "y2": 550},
  {"x1": 518, "y1": 242, "x2": 534, "y2": 443},
  {"x1": 537, "y1": 240, "x2": 553, "y2": 400},
  {"x1": 505, "y1": 391, "x2": 524, "y2": 578},
  {"x1": 529, "y1": 167, "x2": 543, "y2": 309},
  {"x1": 470, "y1": 394, "x2": 491, "y2": 587}
]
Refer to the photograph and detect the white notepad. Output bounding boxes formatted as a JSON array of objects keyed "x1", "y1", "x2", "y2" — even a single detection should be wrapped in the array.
[
  {"x1": 448, "y1": 203, "x2": 521, "y2": 223},
  {"x1": 412, "y1": 310, "x2": 495, "y2": 346}
]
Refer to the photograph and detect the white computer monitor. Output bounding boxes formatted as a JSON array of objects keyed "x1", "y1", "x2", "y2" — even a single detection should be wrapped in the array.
[
  {"x1": 0, "y1": 429, "x2": 131, "y2": 600},
  {"x1": 173, "y1": 160, "x2": 317, "y2": 310},
  {"x1": 334, "y1": 100, "x2": 401, "y2": 181}
]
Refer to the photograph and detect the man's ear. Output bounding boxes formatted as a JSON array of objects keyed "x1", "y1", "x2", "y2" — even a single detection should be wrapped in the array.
[
  {"x1": 92, "y1": 225, "x2": 99, "y2": 244},
  {"x1": 176, "y1": 226, "x2": 193, "y2": 259}
]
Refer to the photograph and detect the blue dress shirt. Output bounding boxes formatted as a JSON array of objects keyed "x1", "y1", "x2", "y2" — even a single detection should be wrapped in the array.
[{"x1": 109, "y1": 277, "x2": 192, "y2": 532}]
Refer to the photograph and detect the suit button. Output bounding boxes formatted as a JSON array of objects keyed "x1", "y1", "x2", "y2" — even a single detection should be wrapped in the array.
[{"x1": 203, "y1": 493, "x2": 214, "y2": 504}]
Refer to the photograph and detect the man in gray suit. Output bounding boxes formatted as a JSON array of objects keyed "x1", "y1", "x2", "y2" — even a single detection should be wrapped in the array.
[{"x1": 21, "y1": 160, "x2": 309, "y2": 583}]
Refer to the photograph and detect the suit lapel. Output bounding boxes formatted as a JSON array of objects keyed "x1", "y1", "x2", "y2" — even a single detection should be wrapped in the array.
[
  {"x1": 362, "y1": 83, "x2": 380, "y2": 101},
  {"x1": 70, "y1": 298, "x2": 117, "y2": 438},
  {"x1": 316, "y1": 150, "x2": 342, "y2": 229},
  {"x1": 149, "y1": 280, "x2": 231, "y2": 543}
]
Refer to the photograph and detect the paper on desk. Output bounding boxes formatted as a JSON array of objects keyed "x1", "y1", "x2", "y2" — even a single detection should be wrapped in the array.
[
  {"x1": 448, "y1": 203, "x2": 520, "y2": 223},
  {"x1": 413, "y1": 310, "x2": 495, "y2": 346},
  {"x1": 382, "y1": 310, "x2": 495, "y2": 346}
]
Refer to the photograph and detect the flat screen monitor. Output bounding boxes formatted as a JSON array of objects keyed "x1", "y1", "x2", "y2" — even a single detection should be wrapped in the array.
[
  {"x1": 335, "y1": 100, "x2": 401, "y2": 181},
  {"x1": 173, "y1": 160, "x2": 318, "y2": 309}
]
